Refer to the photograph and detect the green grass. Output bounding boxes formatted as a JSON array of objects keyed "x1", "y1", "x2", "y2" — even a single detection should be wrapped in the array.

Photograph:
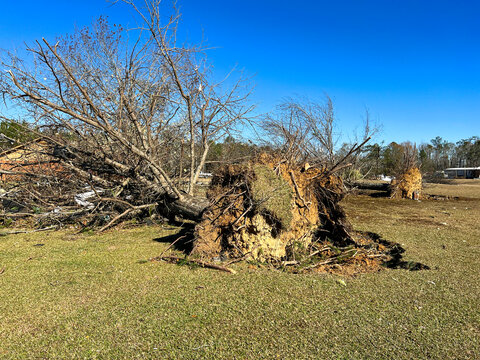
[{"x1": 0, "y1": 192, "x2": 479, "y2": 358}]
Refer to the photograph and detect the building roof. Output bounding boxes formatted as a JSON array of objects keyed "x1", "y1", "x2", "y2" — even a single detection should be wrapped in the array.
[{"x1": 445, "y1": 167, "x2": 480, "y2": 171}]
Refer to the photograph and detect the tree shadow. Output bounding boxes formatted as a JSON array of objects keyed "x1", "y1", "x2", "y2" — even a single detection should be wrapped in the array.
[
  {"x1": 368, "y1": 191, "x2": 390, "y2": 198},
  {"x1": 152, "y1": 225, "x2": 196, "y2": 253},
  {"x1": 360, "y1": 231, "x2": 430, "y2": 271}
]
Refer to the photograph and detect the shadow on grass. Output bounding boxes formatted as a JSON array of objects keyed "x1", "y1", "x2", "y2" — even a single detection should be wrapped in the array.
[
  {"x1": 151, "y1": 226, "x2": 430, "y2": 273},
  {"x1": 368, "y1": 191, "x2": 390, "y2": 198},
  {"x1": 361, "y1": 231, "x2": 430, "y2": 271},
  {"x1": 152, "y1": 225, "x2": 196, "y2": 253}
]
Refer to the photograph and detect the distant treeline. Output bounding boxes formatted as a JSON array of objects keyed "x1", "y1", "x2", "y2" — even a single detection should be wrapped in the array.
[
  {"x1": 358, "y1": 136, "x2": 480, "y2": 177},
  {"x1": 204, "y1": 136, "x2": 480, "y2": 177},
  {"x1": 0, "y1": 120, "x2": 477, "y2": 178}
]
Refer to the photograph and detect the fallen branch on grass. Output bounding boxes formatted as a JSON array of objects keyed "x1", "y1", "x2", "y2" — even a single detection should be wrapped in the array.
[
  {"x1": 223, "y1": 245, "x2": 261, "y2": 266},
  {"x1": 157, "y1": 235, "x2": 187, "y2": 258},
  {"x1": 301, "y1": 248, "x2": 359, "y2": 271},
  {"x1": 150, "y1": 255, "x2": 237, "y2": 274},
  {"x1": 0, "y1": 225, "x2": 58, "y2": 236},
  {"x1": 98, "y1": 203, "x2": 157, "y2": 232}
]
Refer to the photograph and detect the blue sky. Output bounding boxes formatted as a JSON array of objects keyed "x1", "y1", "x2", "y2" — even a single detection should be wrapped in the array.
[{"x1": 1, "y1": 0, "x2": 479, "y2": 145}]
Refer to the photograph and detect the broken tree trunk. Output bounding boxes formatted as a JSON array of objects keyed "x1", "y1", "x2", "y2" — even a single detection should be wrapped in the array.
[{"x1": 168, "y1": 195, "x2": 210, "y2": 221}]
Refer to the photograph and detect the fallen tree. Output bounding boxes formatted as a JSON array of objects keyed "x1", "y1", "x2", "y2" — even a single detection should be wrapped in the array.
[
  {"x1": 349, "y1": 141, "x2": 423, "y2": 200},
  {"x1": 350, "y1": 181, "x2": 390, "y2": 192},
  {"x1": 0, "y1": 2, "x2": 428, "y2": 274},
  {"x1": 390, "y1": 167, "x2": 422, "y2": 200},
  {"x1": 349, "y1": 171, "x2": 422, "y2": 200},
  {"x1": 0, "y1": 0, "x2": 252, "y2": 224},
  {"x1": 193, "y1": 154, "x2": 352, "y2": 261}
]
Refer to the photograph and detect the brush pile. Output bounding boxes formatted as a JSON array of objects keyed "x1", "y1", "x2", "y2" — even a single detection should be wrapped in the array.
[
  {"x1": 0, "y1": 139, "x2": 165, "y2": 231},
  {"x1": 191, "y1": 154, "x2": 419, "y2": 275}
]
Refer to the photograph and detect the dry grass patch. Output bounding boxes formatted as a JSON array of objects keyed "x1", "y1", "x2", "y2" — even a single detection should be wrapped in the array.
[{"x1": 423, "y1": 179, "x2": 480, "y2": 199}]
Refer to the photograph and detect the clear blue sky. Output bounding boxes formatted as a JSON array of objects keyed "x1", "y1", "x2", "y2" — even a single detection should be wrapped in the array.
[{"x1": 1, "y1": 0, "x2": 479, "y2": 145}]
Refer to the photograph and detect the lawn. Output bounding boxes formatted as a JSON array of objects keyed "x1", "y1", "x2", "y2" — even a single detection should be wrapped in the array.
[
  {"x1": 423, "y1": 179, "x2": 480, "y2": 199},
  {"x1": 0, "y1": 185, "x2": 479, "y2": 359}
]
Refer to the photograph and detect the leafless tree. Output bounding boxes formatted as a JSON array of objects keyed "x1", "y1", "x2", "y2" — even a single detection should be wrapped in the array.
[
  {"x1": 397, "y1": 142, "x2": 419, "y2": 174},
  {"x1": 260, "y1": 98, "x2": 313, "y2": 164},
  {"x1": 261, "y1": 95, "x2": 373, "y2": 171},
  {"x1": 0, "y1": 0, "x2": 253, "y2": 222}
]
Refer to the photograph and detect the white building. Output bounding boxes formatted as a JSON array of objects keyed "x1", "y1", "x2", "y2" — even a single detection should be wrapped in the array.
[{"x1": 444, "y1": 167, "x2": 480, "y2": 179}]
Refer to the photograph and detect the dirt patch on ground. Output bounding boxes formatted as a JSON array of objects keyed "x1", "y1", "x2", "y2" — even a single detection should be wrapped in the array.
[{"x1": 423, "y1": 194, "x2": 460, "y2": 201}]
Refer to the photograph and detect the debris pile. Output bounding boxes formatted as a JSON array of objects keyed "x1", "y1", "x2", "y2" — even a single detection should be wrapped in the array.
[{"x1": 0, "y1": 139, "x2": 162, "y2": 230}]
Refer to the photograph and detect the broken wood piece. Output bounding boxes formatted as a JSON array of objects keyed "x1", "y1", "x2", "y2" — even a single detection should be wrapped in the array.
[
  {"x1": 157, "y1": 235, "x2": 187, "y2": 258},
  {"x1": 0, "y1": 225, "x2": 58, "y2": 236},
  {"x1": 281, "y1": 260, "x2": 300, "y2": 266},
  {"x1": 307, "y1": 246, "x2": 331, "y2": 258},
  {"x1": 302, "y1": 258, "x2": 335, "y2": 270}
]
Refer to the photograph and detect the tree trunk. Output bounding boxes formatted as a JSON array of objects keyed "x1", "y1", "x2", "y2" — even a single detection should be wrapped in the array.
[
  {"x1": 350, "y1": 181, "x2": 390, "y2": 191},
  {"x1": 168, "y1": 194, "x2": 210, "y2": 221}
]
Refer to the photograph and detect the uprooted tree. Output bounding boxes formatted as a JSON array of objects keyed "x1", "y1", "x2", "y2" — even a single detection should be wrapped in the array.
[
  {"x1": 185, "y1": 98, "x2": 425, "y2": 274},
  {"x1": 189, "y1": 153, "x2": 428, "y2": 274},
  {"x1": 389, "y1": 142, "x2": 422, "y2": 199},
  {"x1": 350, "y1": 142, "x2": 423, "y2": 200},
  {"x1": 0, "y1": 1, "x2": 427, "y2": 273},
  {"x1": 0, "y1": 0, "x2": 253, "y2": 226}
]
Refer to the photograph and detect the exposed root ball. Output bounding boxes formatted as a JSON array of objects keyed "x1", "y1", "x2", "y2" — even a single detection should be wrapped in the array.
[
  {"x1": 192, "y1": 154, "x2": 353, "y2": 262},
  {"x1": 391, "y1": 167, "x2": 422, "y2": 199},
  {"x1": 190, "y1": 155, "x2": 429, "y2": 275}
]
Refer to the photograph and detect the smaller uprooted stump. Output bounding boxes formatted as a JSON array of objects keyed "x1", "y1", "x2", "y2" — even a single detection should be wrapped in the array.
[
  {"x1": 190, "y1": 155, "x2": 425, "y2": 274},
  {"x1": 390, "y1": 167, "x2": 422, "y2": 200}
]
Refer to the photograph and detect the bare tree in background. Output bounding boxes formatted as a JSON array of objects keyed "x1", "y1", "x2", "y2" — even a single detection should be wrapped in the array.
[
  {"x1": 0, "y1": 0, "x2": 253, "y2": 223},
  {"x1": 261, "y1": 95, "x2": 373, "y2": 172},
  {"x1": 260, "y1": 98, "x2": 313, "y2": 164},
  {"x1": 397, "y1": 142, "x2": 419, "y2": 174}
]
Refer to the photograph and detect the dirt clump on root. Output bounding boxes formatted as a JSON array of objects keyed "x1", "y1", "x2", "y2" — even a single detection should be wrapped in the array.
[{"x1": 191, "y1": 154, "x2": 427, "y2": 275}]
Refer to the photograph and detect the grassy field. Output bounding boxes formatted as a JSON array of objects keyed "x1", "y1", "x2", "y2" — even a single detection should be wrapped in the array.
[
  {"x1": 0, "y1": 183, "x2": 479, "y2": 359},
  {"x1": 423, "y1": 178, "x2": 480, "y2": 199}
]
